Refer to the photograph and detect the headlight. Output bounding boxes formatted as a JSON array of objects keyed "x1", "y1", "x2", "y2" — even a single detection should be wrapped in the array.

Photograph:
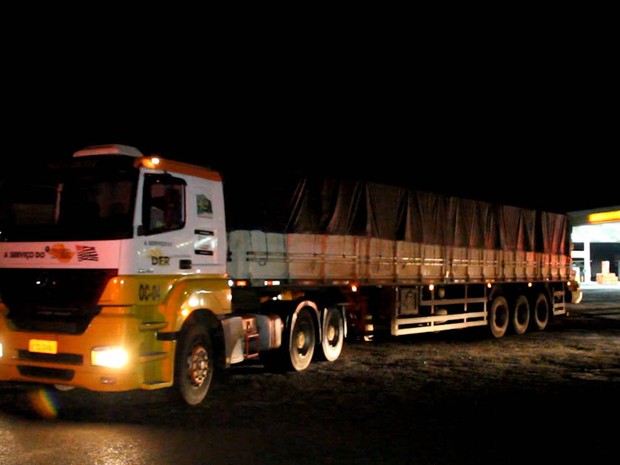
[{"x1": 91, "y1": 346, "x2": 129, "y2": 368}]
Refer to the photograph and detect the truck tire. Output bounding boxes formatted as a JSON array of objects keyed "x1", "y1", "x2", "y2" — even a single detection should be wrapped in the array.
[
  {"x1": 511, "y1": 295, "x2": 530, "y2": 335},
  {"x1": 532, "y1": 293, "x2": 550, "y2": 331},
  {"x1": 288, "y1": 308, "x2": 316, "y2": 370},
  {"x1": 262, "y1": 308, "x2": 316, "y2": 373},
  {"x1": 318, "y1": 307, "x2": 345, "y2": 362},
  {"x1": 173, "y1": 324, "x2": 214, "y2": 406},
  {"x1": 489, "y1": 296, "x2": 509, "y2": 338}
]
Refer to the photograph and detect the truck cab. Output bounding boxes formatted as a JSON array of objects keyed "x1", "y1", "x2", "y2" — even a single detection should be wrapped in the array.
[{"x1": 0, "y1": 145, "x2": 234, "y2": 404}]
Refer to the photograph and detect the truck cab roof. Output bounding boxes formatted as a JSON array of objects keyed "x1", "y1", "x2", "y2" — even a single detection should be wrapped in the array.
[{"x1": 73, "y1": 144, "x2": 145, "y2": 158}]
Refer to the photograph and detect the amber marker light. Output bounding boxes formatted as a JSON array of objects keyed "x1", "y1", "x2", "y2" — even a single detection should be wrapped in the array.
[{"x1": 141, "y1": 156, "x2": 162, "y2": 169}]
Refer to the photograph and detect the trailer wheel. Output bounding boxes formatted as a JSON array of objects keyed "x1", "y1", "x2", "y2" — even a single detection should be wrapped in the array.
[
  {"x1": 173, "y1": 324, "x2": 214, "y2": 406},
  {"x1": 532, "y1": 293, "x2": 550, "y2": 331},
  {"x1": 489, "y1": 296, "x2": 509, "y2": 338},
  {"x1": 318, "y1": 307, "x2": 345, "y2": 362},
  {"x1": 511, "y1": 295, "x2": 530, "y2": 335}
]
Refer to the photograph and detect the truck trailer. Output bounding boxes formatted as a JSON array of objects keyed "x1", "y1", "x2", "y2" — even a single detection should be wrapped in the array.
[{"x1": 0, "y1": 144, "x2": 581, "y2": 405}]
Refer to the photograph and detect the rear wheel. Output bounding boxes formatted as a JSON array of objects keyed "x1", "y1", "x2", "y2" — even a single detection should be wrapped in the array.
[
  {"x1": 532, "y1": 293, "x2": 550, "y2": 331},
  {"x1": 262, "y1": 308, "x2": 316, "y2": 372},
  {"x1": 289, "y1": 308, "x2": 316, "y2": 370},
  {"x1": 318, "y1": 307, "x2": 345, "y2": 362},
  {"x1": 173, "y1": 325, "x2": 214, "y2": 406},
  {"x1": 511, "y1": 295, "x2": 530, "y2": 335},
  {"x1": 489, "y1": 296, "x2": 509, "y2": 338}
]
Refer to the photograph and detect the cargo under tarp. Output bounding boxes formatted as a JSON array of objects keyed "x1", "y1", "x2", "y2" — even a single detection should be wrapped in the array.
[
  {"x1": 225, "y1": 178, "x2": 572, "y2": 284},
  {"x1": 226, "y1": 177, "x2": 570, "y2": 256}
]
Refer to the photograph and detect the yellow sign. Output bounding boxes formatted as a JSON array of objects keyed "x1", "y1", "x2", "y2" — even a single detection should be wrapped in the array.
[
  {"x1": 588, "y1": 210, "x2": 620, "y2": 224},
  {"x1": 29, "y1": 339, "x2": 58, "y2": 354}
]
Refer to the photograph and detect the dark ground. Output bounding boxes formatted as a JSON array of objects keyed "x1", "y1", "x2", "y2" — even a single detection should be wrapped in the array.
[{"x1": 1, "y1": 284, "x2": 619, "y2": 465}]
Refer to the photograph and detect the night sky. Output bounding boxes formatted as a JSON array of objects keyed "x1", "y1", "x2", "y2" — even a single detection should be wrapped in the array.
[
  {"x1": 7, "y1": 113, "x2": 614, "y2": 215},
  {"x1": 4, "y1": 55, "x2": 616, "y2": 215}
]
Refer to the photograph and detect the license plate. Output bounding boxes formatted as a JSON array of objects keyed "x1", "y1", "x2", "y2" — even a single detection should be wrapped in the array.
[{"x1": 29, "y1": 339, "x2": 58, "y2": 354}]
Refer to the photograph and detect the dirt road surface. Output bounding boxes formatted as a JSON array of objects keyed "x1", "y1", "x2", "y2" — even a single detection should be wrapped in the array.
[{"x1": 1, "y1": 283, "x2": 618, "y2": 465}]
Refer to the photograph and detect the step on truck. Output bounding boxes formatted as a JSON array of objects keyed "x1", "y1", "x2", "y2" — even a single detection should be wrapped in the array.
[{"x1": 0, "y1": 144, "x2": 582, "y2": 405}]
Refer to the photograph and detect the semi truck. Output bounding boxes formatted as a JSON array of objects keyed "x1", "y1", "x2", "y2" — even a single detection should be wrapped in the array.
[{"x1": 0, "y1": 144, "x2": 581, "y2": 405}]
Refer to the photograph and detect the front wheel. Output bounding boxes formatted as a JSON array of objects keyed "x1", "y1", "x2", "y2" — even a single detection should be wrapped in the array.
[{"x1": 172, "y1": 324, "x2": 214, "y2": 406}]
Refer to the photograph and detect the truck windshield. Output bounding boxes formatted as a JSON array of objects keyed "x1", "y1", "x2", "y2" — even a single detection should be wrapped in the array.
[{"x1": 0, "y1": 157, "x2": 139, "y2": 241}]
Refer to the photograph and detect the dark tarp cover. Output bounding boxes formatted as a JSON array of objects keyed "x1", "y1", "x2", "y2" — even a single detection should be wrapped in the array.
[{"x1": 225, "y1": 177, "x2": 569, "y2": 256}]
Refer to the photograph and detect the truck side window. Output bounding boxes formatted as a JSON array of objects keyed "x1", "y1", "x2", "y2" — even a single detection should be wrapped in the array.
[{"x1": 143, "y1": 174, "x2": 186, "y2": 235}]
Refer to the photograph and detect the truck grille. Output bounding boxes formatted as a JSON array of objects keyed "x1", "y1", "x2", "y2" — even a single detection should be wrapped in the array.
[{"x1": 0, "y1": 268, "x2": 117, "y2": 334}]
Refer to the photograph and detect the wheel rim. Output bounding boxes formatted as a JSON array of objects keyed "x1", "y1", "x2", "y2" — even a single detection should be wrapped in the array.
[
  {"x1": 289, "y1": 310, "x2": 315, "y2": 370},
  {"x1": 513, "y1": 295, "x2": 530, "y2": 334},
  {"x1": 295, "y1": 330, "x2": 307, "y2": 351},
  {"x1": 494, "y1": 306, "x2": 508, "y2": 327},
  {"x1": 187, "y1": 345, "x2": 209, "y2": 387},
  {"x1": 325, "y1": 314, "x2": 341, "y2": 348},
  {"x1": 321, "y1": 308, "x2": 344, "y2": 361},
  {"x1": 326, "y1": 324, "x2": 337, "y2": 345},
  {"x1": 533, "y1": 294, "x2": 549, "y2": 330},
  {"x1": 294, "y1": 321, "x2": 312, "y2": 357},
  {"x1": 490, "y1": 296, "x2": 509, "y2": 338}
]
